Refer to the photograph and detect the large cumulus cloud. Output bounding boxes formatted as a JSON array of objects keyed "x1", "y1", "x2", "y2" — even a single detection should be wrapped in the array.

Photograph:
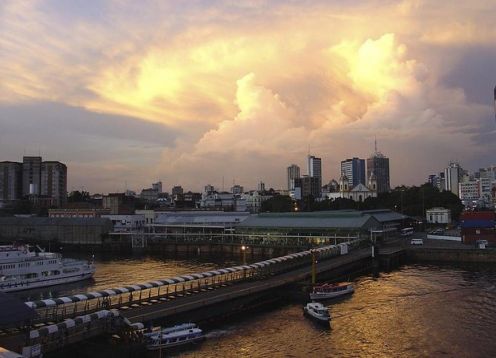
[{"x1": 1, "y1": 0, "x2": 495, "y2": 192}]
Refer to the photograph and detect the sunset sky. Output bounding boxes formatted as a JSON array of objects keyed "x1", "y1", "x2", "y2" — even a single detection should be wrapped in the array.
[{"x1": 1, "y1": 0, "x2": 495, "y2": 193}]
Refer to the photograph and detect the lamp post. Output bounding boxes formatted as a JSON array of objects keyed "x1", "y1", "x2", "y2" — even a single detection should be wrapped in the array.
[
  {"x1": 241, "y1": 245, "x2": 247, "y2": 265},
  {"x1": 311, "y1": 250, "x2": 317, "y2": 285}
]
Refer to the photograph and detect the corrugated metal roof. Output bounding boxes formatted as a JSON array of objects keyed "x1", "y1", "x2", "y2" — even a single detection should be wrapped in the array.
[
  {"x1": 0, "y1": 217, "x2": 111, "y2": 226},
  {"x1": 237, "y1": 214, "x2": 378, "y2": 229},
  {"x1": 367, "y1": 211, "x2": 409, "y2": 223},
  {"x1": 155, "y1": 212, "x2": 250, "y2": 225}
]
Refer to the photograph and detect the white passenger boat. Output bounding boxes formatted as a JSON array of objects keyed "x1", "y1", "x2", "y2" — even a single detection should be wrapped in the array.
[
  {"x1": 310, "y1": 282, "x2": 354, "y2": 300},
  {"x1": 303, "y1": 302, "x2": 331, "y2": 325},
  {"x1": 145, "y1": 323, "x2": 204, "y2": 350},
  {"x1": 0, "y1": 244, "x2": 95, "y2": 292}
]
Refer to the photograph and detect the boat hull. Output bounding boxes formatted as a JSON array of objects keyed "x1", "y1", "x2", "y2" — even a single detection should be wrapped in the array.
[
  {"x1": 0, "y1": 270, "x2": 94, "y2": 293},
  {"x1": 146, "y1": 335, "x2": 204, "y2": 350},
  {"x1": 303, "y1": 308, "x2": 330, "y2": 326},
  {"x1": 309, "y1": 286, "x2": 354, "y2": 301}
]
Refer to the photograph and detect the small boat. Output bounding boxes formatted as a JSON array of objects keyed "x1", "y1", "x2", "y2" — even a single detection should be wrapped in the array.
[
  {"x1": 303, "y1": 302, "x2": 331, "y2": 324},
  {"x1": 310, "y1": 282, "x2": 354, "y2": 300},
  {"x1": 145, "y1": 324, "x2": 204, "y2": 351}
]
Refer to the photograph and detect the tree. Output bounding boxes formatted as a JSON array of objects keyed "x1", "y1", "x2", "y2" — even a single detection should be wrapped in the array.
[
  {"x1": 68, "y1": 190, "x2": 90, "y2": 203},
  {"x1": 260, "y1": 195, "x2": 293, "y2": 212}
]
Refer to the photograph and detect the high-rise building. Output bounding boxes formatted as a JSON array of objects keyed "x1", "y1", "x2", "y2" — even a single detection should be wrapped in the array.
[
  {"x1": 367, "y1": 151, "x2": 390, "y2": 194},
  {"x1": 444, "y1": 162, "x2": 462, "y2": 196},
  {"x1": 257, "y1": 181, "x2": 266, "y2": 192},
  {"x1": 294, "y1": 176, "x2": 320, "y2": 199},
  {"x1": 171, "y1": 186, "x2": 184, "y2": 196},
  {"x1": 307, "y1": 155, "x2": 322, "y2": 196},
  {"x1": 287, "y1": 164, "x2": 300, "y2": 191},
  {"x1": 340, "y1": 158, "x2": 366, "y2": 188},
  {"x1": 152, "y1": 181, "x2": 162, "y2": 193},
  {"x1": 41, "y1": 161, "x2": 67, "y2": 206},
  {"x1": 0, "y1": 161, "x2": 23, "y2": 201},
  {"x1": 22, "y1": 156, "x2": 42, "y2": 196}
]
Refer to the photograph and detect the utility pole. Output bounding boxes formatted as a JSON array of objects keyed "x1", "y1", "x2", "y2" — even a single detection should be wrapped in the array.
[{"x1": 311, "y1": 250, "x2": 317, "y2": 285}]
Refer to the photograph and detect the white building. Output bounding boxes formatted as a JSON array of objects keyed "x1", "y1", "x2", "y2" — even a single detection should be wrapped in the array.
[
  {"x1": 287, "y1": 164, "x2": 300, "y2": 191},
  {"x1": 326, "y1": 173, "x2": 377, "y2": 202},
  {"x1": 200, "y1": 192, "x2": 246, "y2": 211},
  {"x1": 426, "y1": 207, "x2": 451, "y2": 224},
  {"x1": 459, "y1": 181, "x2": 479, "y2": 201},
  {"x1": 242, "y1": 191, "x2": 272, "y2": 213},
  {"x1": 444, "y1": 162, "x2": 462, "y2": 197}
]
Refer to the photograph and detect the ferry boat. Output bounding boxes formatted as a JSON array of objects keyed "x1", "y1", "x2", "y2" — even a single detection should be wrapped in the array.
[
  {"x1": 0, "y1": 244, "x2": 95, "y2": 292},
  {"x1": 309, "y1": 282, "x2": 354, "y2": 300},
  {"x1": 145, "y1": 323, "x2": 204, "y2": 350},
  {"x1": 303, "y1": 302, "x2": 331, "y2": 325}
]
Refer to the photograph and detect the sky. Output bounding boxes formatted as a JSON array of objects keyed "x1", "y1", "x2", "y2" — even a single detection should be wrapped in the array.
[{"x1": 1, "y1": 0, "x2": 495, "y2": 193}]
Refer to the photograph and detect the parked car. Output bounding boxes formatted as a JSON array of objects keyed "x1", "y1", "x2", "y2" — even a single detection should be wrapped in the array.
[{"x1": 411, "y1": 238, "x2": 424, "y2": 245}]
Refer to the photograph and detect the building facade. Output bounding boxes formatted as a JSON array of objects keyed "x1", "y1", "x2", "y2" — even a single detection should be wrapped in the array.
[
  {"x1": 22, "y1": 156, "x2": 42, "y2": 196},
  {"x1": 287, "y1": 164, "x2": 300, "y2": 191},
  {"x1": 41, "y1": 161, "x2": 67, "y2": 206},
  {"x1": 425, "y1": 207, "x2": 451, "y2": 224},
  {"x1": 307, "y1": 155, "x2": 322, "y2": 197},
  {"x1": 0, "y1": 161, "x2": 23, "y2": 201},
  {"x1": 341, "y1": 158, "x2": 366, "y2": 187},
  {"x1": 294, "y1": 176, "x2": 320, "y2": 199},
  {"x1": 444, "y1": 162, "x2": 462, "y2": 196},
  {"x1": 367, "y1": 152, "x2": 390, "y2": 194}
]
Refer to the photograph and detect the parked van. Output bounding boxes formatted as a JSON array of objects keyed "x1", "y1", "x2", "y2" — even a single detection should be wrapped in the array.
[{"x1": 410, "y1": 238, "x2": 424, "y2": 245}]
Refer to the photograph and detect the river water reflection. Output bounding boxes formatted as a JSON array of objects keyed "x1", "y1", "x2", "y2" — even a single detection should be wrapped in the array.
[
  {"x1": 12, "y1": 252, "x2": 232, "y2": 302},
  {"x1": 183, "y1": 263, "x2": 496, "y2": 358},
  {"x1": 14, "y1": 253, "x2": 496, "y2": 357}
]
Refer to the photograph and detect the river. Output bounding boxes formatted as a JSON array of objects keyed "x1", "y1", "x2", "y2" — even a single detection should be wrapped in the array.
[{"x1": 15, "y1": 254, "x2": 496, "y2": 357}]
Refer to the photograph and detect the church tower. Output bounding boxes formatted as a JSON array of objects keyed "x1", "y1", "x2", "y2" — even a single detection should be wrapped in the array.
[
  {"x1": 368, "y1": 171, "x2": 377, "y2": 192},
  {"x1": 339, "y1": 174, "x2": 349, "y2": 192}
]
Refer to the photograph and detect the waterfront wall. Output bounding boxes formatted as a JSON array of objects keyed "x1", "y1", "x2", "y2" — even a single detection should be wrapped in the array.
[
  {"x1": 407, "y1": 247, "x2": 496, "y2": 263},
  {"x1": 426, "y1": 234, "x2": 461, "y2": 242}
]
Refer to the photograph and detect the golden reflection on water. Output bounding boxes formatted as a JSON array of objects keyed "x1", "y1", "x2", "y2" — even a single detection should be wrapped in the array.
[{"x1": 180, "y1": 264, "x2": 496, "y2": 358}]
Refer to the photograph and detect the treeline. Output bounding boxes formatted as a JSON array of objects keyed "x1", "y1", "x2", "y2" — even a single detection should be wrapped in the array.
[{"x1": 260, "y1": 184, "x2": 464, "y2": 220}]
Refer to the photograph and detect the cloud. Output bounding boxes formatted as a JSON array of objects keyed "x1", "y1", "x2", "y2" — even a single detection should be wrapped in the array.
[
  {"x1": 0, "y1": 102, "x2": 178, "y2": 192},
  {"x1": 1, "y1": 0, "x2": 495, "y2": 192}
]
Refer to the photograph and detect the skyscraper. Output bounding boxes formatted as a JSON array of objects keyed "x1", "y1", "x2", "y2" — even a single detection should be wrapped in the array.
[
  {"x1": 287, "y1": 164, "x2": 300, "y2": 191},
  {"x1": 340, "y1": 158, "x2": 366, "y2": 188},
  {"x1": 41, "y1": 161, "x2": 67, "y2": 206},
  {"x1": 366, "y1": 146, "x2": 390, "y2": 194},
  {"x1": 307, "y1": 155, "x2": 322, "y2": 196},
  {"x1": 444, "y1": 162, "x2": 462, "y2": 197},
  {"x1": 0, "y1": 161, "x2": 23, "y2": 201},
  {"x1": 22, "y1": 156, "x2": 42, "y2": 195}
]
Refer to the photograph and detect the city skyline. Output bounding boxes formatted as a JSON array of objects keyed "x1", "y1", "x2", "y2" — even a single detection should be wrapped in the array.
[{"x1": 1, "y1": 1, "x2": 495, "y2": 193}]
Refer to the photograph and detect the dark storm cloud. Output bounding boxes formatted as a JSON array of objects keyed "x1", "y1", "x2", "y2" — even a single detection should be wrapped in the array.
[
  {"x1": 441, "y1": 46, "x2": 496, "y2": 106},
  {"x1": 0, "y1": 102, "x2": 179, "y2": 147}
]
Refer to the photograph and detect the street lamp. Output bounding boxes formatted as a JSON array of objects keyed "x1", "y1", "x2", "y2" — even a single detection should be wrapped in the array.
[{"x1": 241, "y1": 245, "x2": 248, "y2": 265}]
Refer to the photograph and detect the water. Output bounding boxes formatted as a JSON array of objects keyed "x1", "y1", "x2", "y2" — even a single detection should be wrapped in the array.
[
  {"x1": 181, "y1": 263, "x2": 496, "y2": 358},
  {"x1": 12, "y1": 252, "x2": 231, "y2": 302},
  {"x1": 17, "y1": 253, "x2": 496, "y2": 357}
]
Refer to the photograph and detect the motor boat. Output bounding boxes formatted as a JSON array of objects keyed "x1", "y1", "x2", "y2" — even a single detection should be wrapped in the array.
[
  {"x1": 303, "y1": 302, "x2": 331, "y2": 325},
  {"x1": 145, "y1": 323, "x2": 204, "y2": 350},
  {"x1": 310, "y1": 282, "x2": 354, "y2": 300}
]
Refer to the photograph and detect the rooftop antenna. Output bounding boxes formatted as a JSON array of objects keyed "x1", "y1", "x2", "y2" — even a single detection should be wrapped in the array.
[{"x1": 374, "y1": 136, "x2": 378, "y2": 154}]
